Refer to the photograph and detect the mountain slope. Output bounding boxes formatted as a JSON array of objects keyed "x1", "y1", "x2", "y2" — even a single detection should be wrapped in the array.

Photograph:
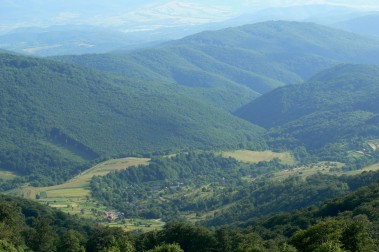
[
  {"x1": 0, "y1": 52, "x2": 264, "y2": 186},
  {"x1": 56, "y1": 21, "x2": 379, "y2": 111},
  {"x1": 236, "y1": 64, "x2": 379, "y2": 149}
]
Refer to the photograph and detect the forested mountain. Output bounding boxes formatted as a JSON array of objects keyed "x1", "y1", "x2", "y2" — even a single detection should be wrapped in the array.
[
  {"x1": 0, "y1": 52, "x2": 264, "y2": 187},
  {"x1": 56, "y1": 21, "x2": 379, "y2": 111},
  {"x1": 236, "y1": 64, "x2": 379, "y2": 150}
]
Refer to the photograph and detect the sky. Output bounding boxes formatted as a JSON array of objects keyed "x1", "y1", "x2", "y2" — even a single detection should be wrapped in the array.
[{"x1": 1, "y1": 0, "x2": 379, "y2": 33}]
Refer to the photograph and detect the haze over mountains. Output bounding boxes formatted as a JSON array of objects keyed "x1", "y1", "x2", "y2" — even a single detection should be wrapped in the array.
[{"x1": 2, "y1": 1, "x2": 379, "y2": 55}]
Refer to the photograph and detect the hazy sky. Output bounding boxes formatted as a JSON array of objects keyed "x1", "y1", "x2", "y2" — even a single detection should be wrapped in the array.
[{"x1": 1, "y1": 0, "x2": 378, "y2": 33}]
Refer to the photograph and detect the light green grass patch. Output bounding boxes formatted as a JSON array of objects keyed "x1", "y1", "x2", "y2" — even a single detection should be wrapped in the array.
[
  {"x1": 272, "y1": 162, "x2": 344, "y2": 181},
  {"x1": 367, "y1": 139, "x2": 379, "y2": 151},
  {"x1": 0, "y1": 168, "x2": 20, "y2": 181},
  {"x1": 108, "y1": 218, "x2": 165, "y2": 232},
  {"x1": 222, "y1": 150, "x2": 295, "y2": 165}
]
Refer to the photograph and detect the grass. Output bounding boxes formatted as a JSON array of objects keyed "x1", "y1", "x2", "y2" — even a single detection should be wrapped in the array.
[
  {"x1": 272, "y1": 162, "x2": 344, "y2": 181},
  {"x1": 0, "y1": 168, "x2": 20, "y2": 181},
  {"x1": 16, "y1": 157, "x2": 149, "y2": 199},
  {"x1": 271, "y1": 162, "x2": 379, "y2": 181},
  {"x1": 108, "y1": 218, "x2": 165, "y2": 232},
  {"x1": 222, "y1": 150, "x2": 295, "y2": 165},
  {"x1": 368, "y1": 139, "x2": 379, "y2": 151}
]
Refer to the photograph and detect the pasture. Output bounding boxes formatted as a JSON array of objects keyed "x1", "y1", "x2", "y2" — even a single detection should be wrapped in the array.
[
  {"x1": 222, "y1": 150, "x2": 295, "y2": 165},
  {"x1": 0, "y1": 168, "x2": 19, "y2": 181}
]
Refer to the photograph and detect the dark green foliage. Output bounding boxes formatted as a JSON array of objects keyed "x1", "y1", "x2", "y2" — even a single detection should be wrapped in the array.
[
  {"x1": 289, "y1": 217, "x2": 377, "y2": 252},
  {"x1": 207, "y1": 171, "x2": 379, "y2": 227},
  {"x1": 90, "y1": 152, "x2": 291, "y2": 220},
  {"x1": 0, "y1": 52, "x2": 264, "y2": 187},
  {"x1": 86, "y1": 226, "x2": 135, "y2": 252},
  {"x1": 56, "y1": 21, "x2": 379, "y2": 111},
  {"x1": 147, "y1": 243, "x2": 184, "y2": 252},
  {"x1": 59, "y1": 230, "x2": 86, "y2": 252},
  {"x1": 236, "y1": 64, "x2": 379, "y2": 152}
]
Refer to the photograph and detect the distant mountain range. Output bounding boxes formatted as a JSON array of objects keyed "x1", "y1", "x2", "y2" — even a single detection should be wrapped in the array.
[
  {"x1": 335, "y1": 13, "x2": 379, "y2": 37},
  {"x1": 56, "y1": 21, "x2": 379, "y2": 112},
  {"x1": 1, "y1": 3, "x2": 378, "y2": 56}
]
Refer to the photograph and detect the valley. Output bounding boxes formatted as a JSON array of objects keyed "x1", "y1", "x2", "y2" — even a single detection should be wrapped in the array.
[{"x1": 1, "y1": 4, "x2": 379, "y2": 250}]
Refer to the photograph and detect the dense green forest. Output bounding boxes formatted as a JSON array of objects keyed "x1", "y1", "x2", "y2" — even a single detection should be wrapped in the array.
[
  {"x1": 0, "y1": 52, "x2": 264, "y2": 187},
  {"x1": 2, "y1": 180, "x2": 379, "y2": 251},
  {"x1": 236, "y1": 64, "x2": 379, "y2": 154},
  {"x1": 56, "y1": 21, "x2": 379, "y2": 111}
]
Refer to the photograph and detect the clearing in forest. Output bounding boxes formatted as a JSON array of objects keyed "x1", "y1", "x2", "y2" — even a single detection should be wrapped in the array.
[{"x1": 222, "y1": 150, "x2": 295, "y2": 165}]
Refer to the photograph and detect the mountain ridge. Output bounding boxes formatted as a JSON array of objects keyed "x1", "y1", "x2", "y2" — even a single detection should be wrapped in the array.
[{"x1": 55, "y1": 21, "x2": 379, "y2": 111}]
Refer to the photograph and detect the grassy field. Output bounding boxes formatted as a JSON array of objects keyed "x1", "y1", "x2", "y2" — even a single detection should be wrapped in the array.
[
  {"x1": 368, "y1": 139, "x2": 379, "y2": 151},
  {"x1": 12, "y1": 157, "x2": 149, "y2": 199},
  {"x1": 271, "y1": 162, "x2": 379, "y2": 181},
  {"x1": 222, "y1": 150, "x2": 295, "y2": 165},
  {"x1": 0, "y1": 168, "x2": 19, "y2": 181}
]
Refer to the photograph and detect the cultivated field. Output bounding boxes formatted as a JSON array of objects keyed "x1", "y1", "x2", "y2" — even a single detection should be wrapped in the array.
[
  {"x1": 222, "y1": 150, "x2": 295, "y2": 165},
  {"x1": 8, "y1": 157, "x2": 165, "y2": 230}
]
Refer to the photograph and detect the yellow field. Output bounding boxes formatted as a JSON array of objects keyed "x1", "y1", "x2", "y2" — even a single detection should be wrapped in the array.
[{"x1": 222, "y1": 150, "x2": 295, "y2": 165}]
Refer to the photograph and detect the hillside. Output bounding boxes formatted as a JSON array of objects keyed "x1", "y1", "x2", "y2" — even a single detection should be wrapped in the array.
[
  {"x1": 236, "y1": 64, "x2": 379, "y2": 150},
  {"x1": 0, "y1": 52, "x2": 264, "y2": 187},
  {"x1": 56, "y1": 21, "x2": 379, "y2": 111}
]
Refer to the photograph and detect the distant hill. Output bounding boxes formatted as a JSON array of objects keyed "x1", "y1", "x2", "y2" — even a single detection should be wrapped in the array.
[
  {"x1": 236, "y1": 64, "x2": 379, "y2": 149},
  {"x1": 56, "y1": 21, "x2": 379, "y2": 111},
  {"x1": 335, "y1": 13, "x2": 379, "y2": 37},
  {"x1": 224, "y1": 4, "x2": 362, "y2": 27},
  {"x1": 0, "y1": 52, "x2": 264, "y2": 186},
  {"x1": 0, "y1": 26, "x2": 155, "y2": 56}
]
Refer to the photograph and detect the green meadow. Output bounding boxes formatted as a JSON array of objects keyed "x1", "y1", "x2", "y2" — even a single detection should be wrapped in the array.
[{"x1": 222, "y1": 150, "x2": 295, "y2": 165}]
